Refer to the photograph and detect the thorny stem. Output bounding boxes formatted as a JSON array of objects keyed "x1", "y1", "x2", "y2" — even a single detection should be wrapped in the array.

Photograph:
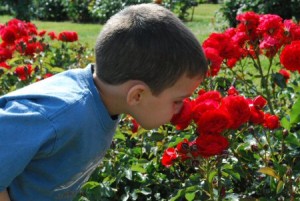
[
  {"x1": 251, "y1": 129, "x2": 268, "y2": 164},
  {"x1": 206, "y1": 159, "x2": 214, "y2": 200},
  {"x1": 217, "y1": 157, "x2": 222, "y2": 201}
]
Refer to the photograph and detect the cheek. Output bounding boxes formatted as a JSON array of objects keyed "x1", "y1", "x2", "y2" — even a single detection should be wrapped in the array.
[{"x1": 173, "y1": 104, "x2": 183, "y2": 115}]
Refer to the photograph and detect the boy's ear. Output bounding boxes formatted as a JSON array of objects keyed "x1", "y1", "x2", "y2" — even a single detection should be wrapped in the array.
[{"x1": 126, "y1": 84, "x2": 147, "y2": 106}]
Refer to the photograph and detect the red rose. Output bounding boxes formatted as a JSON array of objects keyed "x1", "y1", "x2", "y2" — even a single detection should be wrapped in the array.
[
  {"x1": 195, "y1": 134, "x2": 229, "y2": 158},
  {"x1": 227, "y1": 86, "x2": 239, "y2": 96},
  {"x1": 171, "y1": 98, "x2": 194, "y2": 130},
  {"x1": 130, "y1": 118, "x2": 139, "y2": 133},
  {"x1": 279, "y1": 69, "x2": 290, "y2": 83},
  {"x1": 280, "y1": 41, "x2": 300, "y2": 73},
  {"x1": 196, "y1": 109, "x2": 231, "y2": 135},
  {"x1": 176, "y1": 139, "x2": 190, "y2": 154},
  {"x1": 58, "y1": 31, "x2": 78, "y2": 42},
  {"x1": 0, "y1": 47, "x2": 12, "y2": 63},
  {"x1": 161, "y1": 147, "x2": 178, "y2": 167},
  {"x1": 195, "y1": 90, "x2": 222, "y2": 104},
  {"x1": 263, "y1": 113, "x2": 280, "y2": 130},
  {"x1": 192, "y1": 99, "x2": 219, "y2": 123},
  {"x1": 0, "y1": 62, "x2": 11, "y2": 69},
  {"x1": 203, "y1": 47, "x2": 223, "y2": 76},
  {"x1": 253, "y1": 95, "x2": 267, "y2": 109},
  {"x1": 15, "y1": 64, "x2": 33, "y2": 81},
  {"x1": 48, "y1": 31, "x2": 57, "y2": 40},
  {"x1": 249, "y1": 105, "x2": 265, "y2": 125},
  {"x1": 236, "y1": 11, "x2": 260, "y2": 31},
  {"x1": 1, "y1": 26, "x2": 17, "y2": 44},
  {"x1": 221, "y1": 95, "x2": 251, "y2": 129},
  {"x1": 257, "y1": 14, "x2": 283, "y2": 37}
]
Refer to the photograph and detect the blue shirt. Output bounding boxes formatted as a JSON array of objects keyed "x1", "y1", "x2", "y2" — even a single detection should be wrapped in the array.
[{"x1": 0, "y1": 64, "x2": 119, "y2": 201}]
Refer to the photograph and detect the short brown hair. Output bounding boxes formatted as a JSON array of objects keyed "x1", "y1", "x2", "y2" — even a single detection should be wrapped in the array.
[{"x1": 94, "y1": 3, "x2": 207, "y2": 95}]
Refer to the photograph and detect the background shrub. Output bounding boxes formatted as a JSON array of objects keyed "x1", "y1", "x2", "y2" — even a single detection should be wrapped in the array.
[
  {"x1": 63, "y1": 0, "x2": 95, "y2": 23},
  {"x1": 32, "y1": 0, "x2": 68, "y2": 21},
  {"x1": 88, "y1": 0, "x2": 152, "y2": 24},
  {"x1": 220, "y1": 0, "x2": 300, "y2": 28}
]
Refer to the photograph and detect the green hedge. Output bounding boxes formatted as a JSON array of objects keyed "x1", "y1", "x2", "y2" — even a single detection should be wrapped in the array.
[{"x1": 0, "y1": 0, "x2": 204, "y2": 23}]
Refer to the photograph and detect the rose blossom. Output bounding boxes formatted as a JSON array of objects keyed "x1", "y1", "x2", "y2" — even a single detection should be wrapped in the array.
[{"x1": 195, "y1": 134, "x2": 229, "y2": 158}]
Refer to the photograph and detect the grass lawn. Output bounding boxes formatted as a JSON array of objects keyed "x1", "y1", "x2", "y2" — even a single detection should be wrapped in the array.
[{"x1": 0, "y1": 3, "x2": 221, "y2": 48}]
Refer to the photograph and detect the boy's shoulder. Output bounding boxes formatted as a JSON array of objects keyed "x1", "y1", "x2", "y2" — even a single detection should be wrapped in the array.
[{"x1": 1, "y1": 65, "x2": 96, "y2": 118}]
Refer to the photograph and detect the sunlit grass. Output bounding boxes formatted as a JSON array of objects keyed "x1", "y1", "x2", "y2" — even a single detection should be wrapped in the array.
[{"x1": 0, "y1": 3, "x2": 221, "y2": 48}]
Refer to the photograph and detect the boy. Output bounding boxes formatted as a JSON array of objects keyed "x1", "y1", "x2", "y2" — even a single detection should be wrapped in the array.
[{"x1": 0, "y1": 3, "x2": 207, "y2": 201}]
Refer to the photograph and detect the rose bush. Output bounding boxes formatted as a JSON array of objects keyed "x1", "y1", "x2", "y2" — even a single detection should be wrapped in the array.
[
  {"x1": 1, "y1": 13, "x2": 300, "y2": 201},
  {"x1": 160, "y1": 11, "x2": 300, "y2": 200},
  {"x1": 0, "y1": 18, "x2": 93, "y2": 95}
]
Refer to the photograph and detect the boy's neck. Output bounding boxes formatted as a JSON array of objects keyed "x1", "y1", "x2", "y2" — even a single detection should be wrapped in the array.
[{"x1": 92, "y1": 74, "x2": 125, "y2": 117}]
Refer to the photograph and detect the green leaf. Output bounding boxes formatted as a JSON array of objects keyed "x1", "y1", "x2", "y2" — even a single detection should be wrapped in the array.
[
  {"x1": 140, "y1": 187, "x2": 152, "y2": 195},
  {"x1": 131, "y1": 164, "x2": 146, "y2": 173},
  {"x1": 290, "y1": 97, "x2": 300, "y2": 125},
  {"x1": 170, "y1": 189, "x2": 185, "y2": 201},
  {"x1": 114, "y1": 130, "x2": 126, "y2": 141},
  {"x1": 276, "y1": 180, "x2": 285, "y2": 194},
  {"x1": 125, "y1": 169, "x2": 132, "y2": 180},
  {"x1": 258, "y1": 167, "x2": 280, "y2": 180},
  {"x1": 280, "y1": 116, "x2": 290, "y2": 131},
  {"x1": 208, "y1": 170, "x2": 217, "y2": 183},
  {"x1": 185, "y1": 192, "x2": 196, "y2": 201},
  {"x1": 81, "y1": 181, "x2": 100, "y2": 190}
]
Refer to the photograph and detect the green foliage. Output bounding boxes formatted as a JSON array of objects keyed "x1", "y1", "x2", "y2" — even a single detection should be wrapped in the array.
[
  {"x1": 62, "y1": 0, "x2": 95, "y2": 23},
  {"x1": 1, "y1": 0, "x2": 31, "y2": 21},
  {"x1": 32, "y1": 0, "x2": 68, "y2": 21},
  {"x1": 219, "y1": 0, "x2": 300, "y2": 28},
  {"x1": 88, "y1": 0, "x2": 151, "y2": 24},
  {"x1": 165, "y1": 0, "x2": 199, "y2": 21}
]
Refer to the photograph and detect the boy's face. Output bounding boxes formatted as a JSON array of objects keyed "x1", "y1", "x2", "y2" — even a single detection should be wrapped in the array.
[{"x1": 134, "y1": 74, "x2": 203, "y2": 129}]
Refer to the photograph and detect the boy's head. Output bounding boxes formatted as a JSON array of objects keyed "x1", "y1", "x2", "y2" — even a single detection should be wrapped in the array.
[
  {"x1": 94, "y1": 3, "x2": 208, "y2": 129},
  {"x1": 94, "y1": 3, "x2": 208, "y2": 96}
]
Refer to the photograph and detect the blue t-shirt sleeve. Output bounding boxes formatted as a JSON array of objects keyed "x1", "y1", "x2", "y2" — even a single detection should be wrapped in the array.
[{"x1": 0, "y1": 99, "x2": 56, "y2": 191}]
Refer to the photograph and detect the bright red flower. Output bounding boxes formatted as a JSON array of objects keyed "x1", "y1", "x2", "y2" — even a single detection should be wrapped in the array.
[
  {"x1": 131, "y1": 118, "x2": 139, "y2": 133},
  {"x1": 0, "y1": 62, "x2": 11, "y2": 69},
  {"x1": 15, "y1": 64, "x2": 33, "y2": 81},
  {"x1": 227, "y1": 86, "x2": 239, "y2": 96},
  {"x1": 196, "y1": 109, "x2": 231, "y2": 135},
  {"x1": 279, "y1": 69, "x2": 290, "y2": 83},
  {"x1": 203, "y1": 32, "x2": 242, "y2": 60},
  {"x1": 15, "y1": 37, "x2": 44, "y2": 56},
  {"x1": 249, "y1": 105, "x2": 265, "y2": 125},
  {"x1": 253, "y1": 95, "x2": 267, "y2": 109},
  {"x1": 226, "y1": 58, "x2": 238, "y2": 68},
  {"x1": 232, "y1": 31, "x2": 249, "y2": 47},
  {"x1": 0, "y1": 47, "x2": 12, "y2": 63},
  {"x1": 176, "y1": 139, "x2": 190, "y2": 154},
  {"x1": 161, "y1": 147, "x2": 178, "y2": 167},
  {"x1": 236, "y1": 11, "x2": 260, "y2": 31},
  {"x1": 280, "y1": 41, "x2": 300, "y2": 73},
  {"x1": 195, "y1": 90, "x2": 222, "y2": 104},
  {"x1": 171, "y1": 98, "x2": 194, "y2": 130},
  {"x1": 0, "y1": 26, "x2": 17, "y2": 44},
  {"x1": 263, "y1": 113, "x2": 280, "y2": 130},
  {"x1": 192, "y1": 99, "x2": 219, "y2": 123},
  {"x1": 195, "y1": 134, "x2": 229, "y2": 158},
  {"x1": 236, "y1": 11, "x2": 260, "y2": 41},
  {"x1": 259, "y1": 35, "x2": 282, "y2": 58},
  {"x1": 203, "y1": 47, "x2": 223, "y2": 76},
  {"x1": 58, "y1": 31, "x2": 78, "y2": 42},
  {"x1": 38, "y1": 30, "x2": 47, "y2": 37},
  {"x1": 221, "y1": 95, "x2": 251, "y2": 129},
  {"x1": 48, "y1": 31, "x2": 57, "y2": 40},
  {"x1": 257, "y1": 14, "x2": 283, "y2": 37}
]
